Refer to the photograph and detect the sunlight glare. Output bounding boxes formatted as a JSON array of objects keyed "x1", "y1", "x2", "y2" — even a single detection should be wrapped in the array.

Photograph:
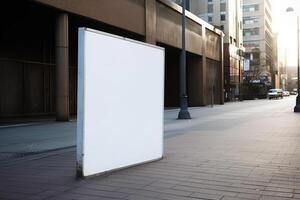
[{"x1": 272, "y1": 0, "x2": 300, "y2": 67}]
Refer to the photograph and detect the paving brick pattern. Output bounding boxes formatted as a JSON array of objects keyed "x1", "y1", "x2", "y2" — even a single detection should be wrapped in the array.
[{"x1": 1, "y1": 97, "x2": 300, "y2": 200}]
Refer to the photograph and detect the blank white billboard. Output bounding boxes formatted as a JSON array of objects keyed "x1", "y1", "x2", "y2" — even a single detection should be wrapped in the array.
[{"x1": 77, "y1": 28, "x2": 165, "y2": 177}]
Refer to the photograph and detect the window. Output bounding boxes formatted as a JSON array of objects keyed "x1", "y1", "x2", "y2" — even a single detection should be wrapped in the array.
[
  {"x1": 208, "y1": 0, "x2": 212, "y2": 2},
  {"x1": 220, "y1": 3, "x2": 226, "y2": 12},
  {"x1": 265, "y1": 9, "x2": 272, "y2": 22},
  {"x1": 221, "y1": 14, "x2": 226, "y2": 21},
  {"x1": 220, "y1": 25, "x2": 224, "y2": 30},
  {"x1": 243, "y1": 40, "x2": 260, "y2": 48},
  {"x1": 243, "y1": 4, "x2": 259, "y2": 12},
  {"x1": 265, "y1": 43, "x2": 272, "y2": 57},
  {"x1": 265, "y1": 31, "x2": 273, "y2": 46},
  {"x1": 245, "y1": 51, "x2": 260, "y2": 65},
  {"x1": 243, "y1": 16, "x2": 259, "y2": 24},
  {"x1": 173, "y1": 0, "x2": 182, "y2": 6},
  {"x1": 208, "y1": 4, "x2": 213, "y2": 13},
  {"x1": 265, "y1": 20, "x2": 272, "y2": 32},
  {"x1": 243, "y1": 28, "x2": 259, "y2": 36},
  {"x1": 208, "y1": 16, "x2": 213, "y2": 22}
]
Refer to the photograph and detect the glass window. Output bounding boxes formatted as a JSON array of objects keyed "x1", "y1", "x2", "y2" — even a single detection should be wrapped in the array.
[
  {"x1": 243, "y1": 4, "x2": 259, "y2": 12},
  {"x1": 220, "y1": 3, "x2": 226, "y2": 12},
  {"x1": 244, "y1": 40, "x2": 260, "y2": 48},
  {"x1": 208, "y1": 4, "x2": 213, "y2": 13},
  {"x1": 208, "y1": 16, "x2": 213, "y2": 22},
  {"x1": 173, "y1": 0, "x2": 182, "y2": 6},
  {"x1": 243, "y1": 28, "x2": 259, "y2": 36},
  {"x1": 221, "y1": 14, "x2": 226, "y2": 21},
  {"x1": 243, "y1": 16, "x2": 259, "y2": 24}
]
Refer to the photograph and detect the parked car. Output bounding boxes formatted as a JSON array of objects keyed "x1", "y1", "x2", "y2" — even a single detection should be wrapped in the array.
[
  {"x1": 283, "y1": 91, "x2": 290, "y2": 96},
  {"x1": 268, "y1": 89, "x2": 283, "y2": 99},
  {"x1": 291, "y1": 88, "x2": 298, "y2": 95}
]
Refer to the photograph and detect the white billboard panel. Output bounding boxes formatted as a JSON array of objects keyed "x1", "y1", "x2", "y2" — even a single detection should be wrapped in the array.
[{"x1": 77, "y1": 28, "x2": 164, "y2": 177}]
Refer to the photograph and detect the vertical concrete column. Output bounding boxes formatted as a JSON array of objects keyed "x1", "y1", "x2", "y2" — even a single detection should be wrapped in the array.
[
  {"x1": 187, "y1": 56, "x2": 202, "y2": 106},
  {"x1": 145, "y1": 0, "x2": 156, "y2": 44},
  {"x1": 219, "y1": 34, "x2": 225, "y2": 104},
  {"x1": 200, "y1": 26, "x2": 207, "y2": 105},
  {"x1": 55, "y1": 13, "x2": 69, "y2": 121}
]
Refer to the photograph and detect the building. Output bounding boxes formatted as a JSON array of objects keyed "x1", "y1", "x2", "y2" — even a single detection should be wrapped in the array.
[
  {"x1": 172, "y1": 0, "x2": 244, "y2": 102},
  {"x1": 272, "y1": 33, "x2": 280, "y2": 89},
  {"x1": 286, "y1": 67, "x2": 298, "y2": 92},
  {"x1": 242, "y1": 0, "x2": 273, "y2": 87},
  {"x1": 0, "y1": 0, "x2": 224, "y2": 122}
]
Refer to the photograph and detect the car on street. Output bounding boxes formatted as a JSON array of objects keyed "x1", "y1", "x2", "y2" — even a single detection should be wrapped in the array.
[
  {"x1": 291, "y1": 88, "x2": 298, "y2": 95},
  {"x1": 268, "y1": 89, "x2": 283, "y2": 99},
  {"x1": 283, "y1": 91, "x2": 290, "y2": 96}
]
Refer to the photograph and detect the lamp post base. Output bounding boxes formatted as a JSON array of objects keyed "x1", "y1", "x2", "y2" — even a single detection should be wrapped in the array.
[
  {"x1": 178, "y1": 95, "x2": 191, "y2": 119},
  {"x1": 294, "y1": 95, "x2": 300, "y2": 112},
  {"x1": 178, "y1": 110, "x2": 191, "y2": 119}
]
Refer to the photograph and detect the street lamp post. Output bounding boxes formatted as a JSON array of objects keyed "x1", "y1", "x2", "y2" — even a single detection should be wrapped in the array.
[
  {"x1": 178, "y1": 0, "x2": 191, "y2": 119},
  {"x1": 286, "y1": 7, "x2": 300, "y2": 112},
  {"x1": 295, "y1": 15, "x2": 300, "y2": 112}
]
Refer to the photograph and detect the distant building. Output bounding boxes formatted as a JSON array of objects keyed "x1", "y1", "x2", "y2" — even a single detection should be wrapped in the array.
[
  {"x1": 242, "y1": 0, "x2": 273, "y2": 87},
  {"x1": 286, "y1": 67, "x2": 298, "y2": 92},
  {"x1": 172, "y1": 0, "x2": 245, "y2": 101},
  {"x1": 272, "y1": 33, "x2": 280, "y2": 88}
]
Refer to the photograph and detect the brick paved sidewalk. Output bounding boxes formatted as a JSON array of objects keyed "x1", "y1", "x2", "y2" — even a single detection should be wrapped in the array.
[{"x1": 1, "y1": 98, "x2": 300, "y2": 200}]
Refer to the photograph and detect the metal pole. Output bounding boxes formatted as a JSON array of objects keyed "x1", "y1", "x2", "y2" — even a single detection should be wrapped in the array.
[
  {"x1": 178, "y1": 0, "x2": 191, "y2": 119},
  {"x1": 295, "y1": 15, "x2": 300, "y2": 112}
]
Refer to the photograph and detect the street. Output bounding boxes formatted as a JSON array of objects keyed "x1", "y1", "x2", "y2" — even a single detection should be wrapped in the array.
[
  {"x1": 1, "y1": 96, "x2": 300, "y2": 199},
  {"x1": 0, "y1": 97, "x2": 297, "y2": 161},
  {"x1": 1, "y1": 0, "x2": 300, "y2": 199}
]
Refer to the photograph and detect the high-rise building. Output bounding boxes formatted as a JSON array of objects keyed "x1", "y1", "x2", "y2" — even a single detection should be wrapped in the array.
[
  {"x1": 242, "y1": 0, "x2": 273, "y2": 86},
  {"x1": 272, "y1": 33, "x2": 280, "y2": 89},
  {"x1": 172, "y1": 0, "x2": 244, "y2": 101}
]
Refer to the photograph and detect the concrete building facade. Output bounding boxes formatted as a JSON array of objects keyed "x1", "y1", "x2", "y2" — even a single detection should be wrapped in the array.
[
  {"x1": 0, "y1": 0, "x2": 224, "y2": 122},
  {"x1": 272, "y1": 33, "x2": 280, "y2": 89},
  {"x1": 242, "y1": 0, "x2": 273, "y2": 86},
  {"x1": 172, "y1": 0, "x2": 244, "y2": 101}
]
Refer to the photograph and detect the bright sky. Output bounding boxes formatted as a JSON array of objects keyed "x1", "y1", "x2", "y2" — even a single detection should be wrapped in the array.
[
  {"x1": 272, "y1": 0, "x2": 300, "y2": 31},
  {"x1": 271, "y1": 0, "x2": 300, "y2": 67}
]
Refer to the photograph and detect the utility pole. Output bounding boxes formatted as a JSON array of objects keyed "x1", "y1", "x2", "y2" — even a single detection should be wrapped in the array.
[{"x1": 295, "y1": 15, "x2": 300, "y2": 112}]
